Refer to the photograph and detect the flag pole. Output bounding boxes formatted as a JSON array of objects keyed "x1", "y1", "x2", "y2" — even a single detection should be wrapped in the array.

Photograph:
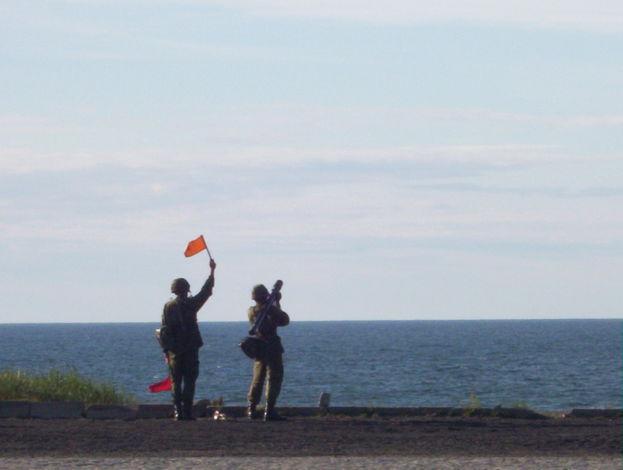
[{"x1": 201, "y1": 235, "x2": 213, "y2": 260}]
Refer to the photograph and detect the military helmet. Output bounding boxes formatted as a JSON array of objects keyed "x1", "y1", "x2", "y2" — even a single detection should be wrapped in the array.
[
  {"x1": 252, "y1": 284, "x2": 269, "y2": 302},
  {"x1": 171, "y1": 278, "x2": 190, "y2": 295}
]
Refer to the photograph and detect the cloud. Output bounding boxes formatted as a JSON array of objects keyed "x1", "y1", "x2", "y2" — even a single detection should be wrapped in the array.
[
  {"x1": 0, "y1": 3, "x2": 299, "y2": 63},
  {"x1": 156, "y1": 105, "x2": 623, "y2": 151},
  {"x1": 0, "y1": 144, "x2": 579, "y2": 175},
  {"x1": 2, "y1": 105, "x2": 622, "y2": 176},
  {"x1": 0, "y1": 116, "x2": 82, "y2": 135},
  {"x1": 194, "y1": 144, "x2": 573, "y2": 168},
  {"x1": 438, "y1": 108, "x2": 623, "y2": 130},
  {"x1": 2, "y1": 162, "x2": 622, "y2": 250},
  {"x1": 207, "y1": 0, "x2": 623, "y2": 32},
  {"x1": 402, "y1": 109, "x2": 623, "y2": 128},
  {"x1": 0, "y1": 149, "x2": 101, "y2": 174},
  {"x1": 10, "y1": 1, "x2": 623, "y2": 33}
]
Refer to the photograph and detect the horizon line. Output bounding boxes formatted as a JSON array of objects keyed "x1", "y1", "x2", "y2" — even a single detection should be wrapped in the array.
[{"x1": 1, "y1": 317, "x2": 621, "y2": 326}]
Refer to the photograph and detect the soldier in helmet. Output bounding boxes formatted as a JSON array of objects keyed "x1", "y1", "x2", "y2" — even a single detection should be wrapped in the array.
[
  {"x1": 246, "y1": 284, "x2": 290, "y2": 421},
  {"x1": 161, "y1": 258, "x2": 216, "y2": 420}
]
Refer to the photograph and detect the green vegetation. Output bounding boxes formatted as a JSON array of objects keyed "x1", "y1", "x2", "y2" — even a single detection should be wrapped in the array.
[
  {"x1": 461, "y1": 394, "x2": 542, "y2": 416},
  {"x1": 0, "y1": 369, "x2": 135, "y2": 405},
  {"x1": 510, "y1": 401, "x2": 530, "y2": 409},
  {"x1": 210, "y1": 397, "x2": 224, "y2": 410},
  {"x1": 463, "y1": 392, "x2": 482, "y2": 416}
]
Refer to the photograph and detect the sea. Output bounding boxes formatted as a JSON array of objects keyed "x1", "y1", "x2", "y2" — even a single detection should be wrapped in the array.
[{"x1": 0, "y1": 320, "x2": 621, "y2": 411}]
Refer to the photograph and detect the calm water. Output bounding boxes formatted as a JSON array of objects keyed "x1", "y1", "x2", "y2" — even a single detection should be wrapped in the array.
[{"x1": 0, "y1": 320, "x2": 621, "y2": 410}]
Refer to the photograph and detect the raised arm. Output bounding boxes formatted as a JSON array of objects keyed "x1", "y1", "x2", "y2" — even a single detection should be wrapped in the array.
[{"x1": 189, "y1": 259, "x2": 216, "y2": 311}]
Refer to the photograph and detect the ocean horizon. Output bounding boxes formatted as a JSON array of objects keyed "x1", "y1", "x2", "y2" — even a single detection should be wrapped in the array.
[{"x1": 2, "y1": 317, "x2": 621, "y2": 325}]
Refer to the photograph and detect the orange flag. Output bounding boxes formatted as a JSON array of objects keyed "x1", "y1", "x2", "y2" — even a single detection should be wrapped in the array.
[{"x1": 184, "y1": 235, "x2": 207, "y2": 257}]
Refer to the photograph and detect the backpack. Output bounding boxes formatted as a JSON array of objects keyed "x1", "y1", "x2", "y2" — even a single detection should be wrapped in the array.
[{"x1": 155, "y1": 326, "x2": 176, "y2": 352}]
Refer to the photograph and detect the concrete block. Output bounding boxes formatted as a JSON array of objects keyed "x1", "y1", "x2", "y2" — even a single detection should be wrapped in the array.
[
  {"x1": 570, "y1": 409, "x2": 623, "y2": 418},
  {"x1": 86, "y1": 405, "x2": 136, "y2": 420},
  {"x1": 423, "y1": 407, "x2": 456, "y2": 417},
  {"x1": 279, "y1": 407, "x2": 317, "y2": 417},
  {"x1": 490, "y1": 407, "x2": 548, "y2": 419},
  {"x1": 367, "y1": 407, "x2": 455, "y2": 417},
  {"x1": 136, "y1": 404, "x2": 173, "y2": 419},
  {"x1": 328, "y1": 407, "x2": 374, "y2": 416},
  {"x1": 30, "y1": 401, "x2": 84, "y2": 419},
  {"x1": 318, "y1": 392, "x2": 331, "y2": 410},
  {"x1": 193, "y1": 400, "x2": 208, "y2": 418},
  {"x1": 372, "y1": 407, "x2": 425, "y2": 417},
  {"x1": 0, "y1": 401, "x2": 31, "y2": 418}
]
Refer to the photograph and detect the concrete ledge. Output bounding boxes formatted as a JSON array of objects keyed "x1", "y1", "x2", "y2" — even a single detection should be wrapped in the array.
[
  {"x1": 324, "y1": 407, "x2": 548, "y2": 419},
  {"x1": 30, "y1": 401, "x2": 84, "y2": 419},
  {"x1": 327, "y1": 407, "x2": 460, "y2": 417},
  {"x1": 2, "y1": 401, "x2": 619, "y2": 420},
  {"x1": 0, "y1": 401, "x2": 31, "y2": 418},
  {"x1": 86, "y1": 405, "x2": 136, "y2": 420},
  {"x1": 466, "y1": 407, "x2": 547, "y2": 419},
  {"x1": 193, "y1": 400, "x2": 209, "y2": 418},
  {"x1": 136, "y1": 404, "x2": 173, "y2": 419},
  {"x1": 279, "y1": 407, "x2": 318, "y2": 417},
  {"x1": 209, "y1": 406, "x2": 246, "y2": 418},
  {"x1": 570, "y1": 408, "x2": 623, "y2": 418},
  {"x1": 373, "y1": 407, "x2": 453, "y2": 417},
  {"x1": 207, "y1": 406, "x2": 320, "y2": 418},
  {"x1": 203, "y1": 406, "x2": 548, "y2": 419},
  {"x1": 135, "y1": 402, "x2": 207, "y2": 419}
]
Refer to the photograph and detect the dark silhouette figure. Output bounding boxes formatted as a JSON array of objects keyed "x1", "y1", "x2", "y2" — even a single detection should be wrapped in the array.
[
  {"x1": 161, "y1": 258, "x2": 216, "y2": 420},
  {"x1": 246, "y1": 283, "x2": 290, "y2": 421}
]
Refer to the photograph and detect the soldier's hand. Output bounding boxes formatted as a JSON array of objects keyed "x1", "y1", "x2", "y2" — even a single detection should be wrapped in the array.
[{"x1": 210, "y1": 258, "x2": 217, "y2": 271}]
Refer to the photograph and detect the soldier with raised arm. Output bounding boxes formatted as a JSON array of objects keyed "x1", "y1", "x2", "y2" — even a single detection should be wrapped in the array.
[
  {"x1": 161, "y1": 258, "x2": 216, "y2": 420},
  {"x1": 246, "y1": 284, "x2": 290, "y2": 421}
]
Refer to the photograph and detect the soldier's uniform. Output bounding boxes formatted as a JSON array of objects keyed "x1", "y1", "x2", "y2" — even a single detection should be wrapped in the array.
[
  {"x1": 161, "y1": 274, "x2": 214, "y2": 420},
  {"x1": 247, "y1": 300, "x2": 290, "y2": 420}
]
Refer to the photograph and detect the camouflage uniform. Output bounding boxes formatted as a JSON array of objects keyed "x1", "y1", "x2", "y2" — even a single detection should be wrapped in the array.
[
  {"x1": 247, "y1": 302, "x2": 290, "y2": 418},
  {"x1": 162, "y1": 274, "x2": 214, "y2": 419}
]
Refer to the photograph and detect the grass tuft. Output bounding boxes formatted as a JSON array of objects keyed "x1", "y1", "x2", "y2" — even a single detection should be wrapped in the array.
[
  {"x1": 0, "y1": 369, "x2": 135, "y2": 405},
  {"x1": 463, "y1": 392, "x2": 482, "y2": 416}
]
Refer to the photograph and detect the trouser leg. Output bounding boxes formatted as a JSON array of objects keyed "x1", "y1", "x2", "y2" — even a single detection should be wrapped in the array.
[
  {"x1": 182, "y1": 349, "x2": 199, "y2": 418},
  {"x1": 247, "y1": 360, "x2": 267, "y2": 406},
  {"x1": 265, "y1": 353, "x2": 284, "y2": 409},
  {"x1": 181, "y1": 349, "x2": 199, "y2": 405},
  {"x1": 168, "y1": 352, "x2": 183, "y2": 404},
  {"x1": 168, "y1": 352, "x2": 183, "y2": 418}
]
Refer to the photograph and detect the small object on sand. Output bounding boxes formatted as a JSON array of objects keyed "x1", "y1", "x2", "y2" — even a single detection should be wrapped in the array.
[
  {"x1": 213, "y1": 410, "x2": 227, "y2": 420},
  {"x1": 318, "y1": 392, "x2": 331, "y2": 410}
]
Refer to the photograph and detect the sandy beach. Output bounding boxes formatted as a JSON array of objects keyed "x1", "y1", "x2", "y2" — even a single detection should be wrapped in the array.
[{"x1": 1, "y1": 415, "x2": 620, "y2": 468}]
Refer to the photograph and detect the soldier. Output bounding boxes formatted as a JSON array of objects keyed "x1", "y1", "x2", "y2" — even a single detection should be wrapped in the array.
[
  {"x1": 161, "y1": 258, "x2": 216, "y2": 420},
  {"x1": 247, "y1": 284, "x2": 290, "y2": 421}
]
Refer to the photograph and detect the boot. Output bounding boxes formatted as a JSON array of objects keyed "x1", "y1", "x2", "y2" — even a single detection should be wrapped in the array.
[
  {"x1": 173, "y1": 402, "x2": 184, "y2": 421},
  {"x1": 263, "y1": 405, "x2": 286, "y2": 422},
  {"x1": 247, "y1": 403, "x2": 260, "y2": 420}
]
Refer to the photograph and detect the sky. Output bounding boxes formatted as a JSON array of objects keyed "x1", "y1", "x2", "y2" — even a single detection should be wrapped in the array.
[{"x1": 1, "y1": 1, "x2": 622, "y2": 322}]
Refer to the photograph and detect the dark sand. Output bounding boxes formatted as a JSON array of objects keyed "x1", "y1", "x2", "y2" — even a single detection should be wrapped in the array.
[{"x1": 0, "y1": 416, "x2": 620, "y2": 457}]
